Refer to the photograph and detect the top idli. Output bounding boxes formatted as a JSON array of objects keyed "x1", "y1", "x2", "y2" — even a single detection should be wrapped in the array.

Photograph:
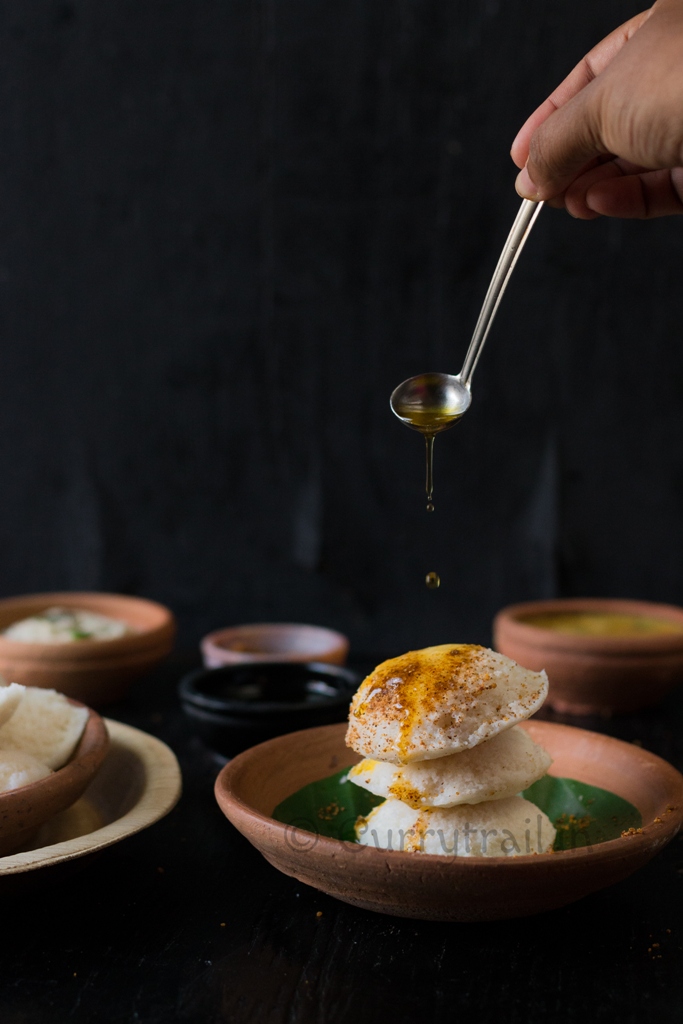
[{"x1": 346, "y1": 644, "x2": 548, "y2": 764}]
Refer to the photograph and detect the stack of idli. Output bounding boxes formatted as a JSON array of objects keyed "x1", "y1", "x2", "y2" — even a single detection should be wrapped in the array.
[
  {"x1": 345, "y1": 644, "x2": 556, "y2": 857},
  {"x1": 0, "y1": 682, "x2": 89, "y2": 792}
]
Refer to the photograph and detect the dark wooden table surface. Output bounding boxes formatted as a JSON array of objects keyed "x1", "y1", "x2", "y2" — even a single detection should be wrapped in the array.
[{"x1": 2, "y1": 653, "x2": 682, "y2": 1024}]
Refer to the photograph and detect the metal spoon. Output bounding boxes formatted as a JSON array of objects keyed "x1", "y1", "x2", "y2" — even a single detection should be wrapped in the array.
[{"x1": 390, "y1": 198, "x2": 544, "y2": 434}]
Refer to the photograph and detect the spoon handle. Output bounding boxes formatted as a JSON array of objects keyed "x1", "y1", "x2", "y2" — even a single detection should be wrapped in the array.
[{"x1": 459, "y1": 198, "x2": 543, "y2": 388}]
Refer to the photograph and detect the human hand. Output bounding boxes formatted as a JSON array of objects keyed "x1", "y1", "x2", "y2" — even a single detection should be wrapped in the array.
[{"x1": 511, "y1": 0, "x2": 683, "y2": 218}]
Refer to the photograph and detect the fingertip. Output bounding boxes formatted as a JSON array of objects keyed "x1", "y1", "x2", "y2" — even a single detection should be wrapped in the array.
[
  {"x1": 510, "y1": 133, "x2": 526, "y2": 169},
  {"x1": 570, "y1": 207, "x2": 601, "y2": 221},
  {"x1": 565, "y1": 190, "x2": 602, "y2": 220},
  {"x1": 515, "y1": 166, "x2": 541, "y2": 200},
  {"x1": 584, "y1": 188, "x2": 609, "y2": 216},
  {"x1": 510, "y1": 150, "x2": 524, "y2": 171}
]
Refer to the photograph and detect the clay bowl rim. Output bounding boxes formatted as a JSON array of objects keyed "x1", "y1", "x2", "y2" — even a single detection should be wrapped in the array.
[
  {"x1": 494, "y1": 597, "x2": 683, "y2": 656},
  {"x1": 201, "y1": 622, "x2": 350, "y2": 665},
  {"x1": 215, "y1": 720, "x2": 683, "y2": 874},
  {"x1": 179, "y1": 661, "x2": 359, "y2": 718},
  {"x1": 0, "y1": 701, "x2": 110, "y2": 830},
  {"x1": 0, "y1": 592, "x2": 176, "y2": 663}
]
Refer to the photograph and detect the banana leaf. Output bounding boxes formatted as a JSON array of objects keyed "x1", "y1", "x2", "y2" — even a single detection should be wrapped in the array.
[{"x1": 273, "y1": 766, "x2": 641, "y2": 852}]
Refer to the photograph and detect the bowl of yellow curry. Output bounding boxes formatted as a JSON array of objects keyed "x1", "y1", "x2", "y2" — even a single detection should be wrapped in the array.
[{"x1": 493, "y1": 598, "x2": 683, "y2": 715}]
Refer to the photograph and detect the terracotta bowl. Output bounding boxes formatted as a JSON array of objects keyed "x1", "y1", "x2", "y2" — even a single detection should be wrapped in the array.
[
  {"x1": 493, "y1": 598, "x2": 683, "y2": 715},
  {"x1": 214, "y1": 720, "x2": 683, "y2": 922},
  {"x1": 0, "y1": 703, "x2": 109, "y2": 856},
  {"x1": 0, "y1": 592, "x2": 176, "y2": 706},
  {"x1": 201, "y1": 623, "x2": 349, "y2": 668}
]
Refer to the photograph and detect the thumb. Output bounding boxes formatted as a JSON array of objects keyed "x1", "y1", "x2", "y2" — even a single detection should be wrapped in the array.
[{"x1": 516, "y1": 84, "x2": 609, "y2": 200}]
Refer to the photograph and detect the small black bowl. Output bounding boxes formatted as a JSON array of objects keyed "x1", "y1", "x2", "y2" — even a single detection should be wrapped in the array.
[{"x1": 178, "y1": 661, "x2": 360, "y2": 756}]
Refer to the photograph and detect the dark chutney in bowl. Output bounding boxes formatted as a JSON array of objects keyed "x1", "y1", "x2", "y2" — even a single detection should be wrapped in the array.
[{"x1": 179, "y1": 661, "x2": 359, "y2": 756}]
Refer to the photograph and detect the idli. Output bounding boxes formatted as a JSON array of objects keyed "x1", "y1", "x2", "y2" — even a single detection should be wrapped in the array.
[
  {"x1": 349, "y1": 725, "x2": 552, "y2": 807},
  {"x1": 346, "y1": 644, "x2": 548, "y2": 764},
  {"x1": 0, "y1": 749, "x2": 52, "y2": 792},
  {"x1": 0, "y1": 687, "x2": 88, "y2": 770},
  {"x1": 0, "y1": 682, "x2": 24, "y2": 728},
  {"x1": 356, "y1": 795, "x2": 556, "y2": 857}
]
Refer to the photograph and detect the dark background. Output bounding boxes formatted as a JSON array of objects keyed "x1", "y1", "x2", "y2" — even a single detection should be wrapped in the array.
[{"x1": 1, "y1": 0, "x2": 681, "y2": 656}]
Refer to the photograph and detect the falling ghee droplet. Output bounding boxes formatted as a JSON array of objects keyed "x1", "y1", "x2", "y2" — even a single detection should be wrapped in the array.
[
  {"x1": 425, "y1": 435, "x2": 435, "y2": 513},
  {"x1": 425, "y1": 572, "x2": 440, "y2": 589}
]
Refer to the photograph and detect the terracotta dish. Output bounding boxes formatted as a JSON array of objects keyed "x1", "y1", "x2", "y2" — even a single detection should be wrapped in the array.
[
  {"x1": 201, "y1": 623, "x2": 349, "y2": 668},
  {"x1": 214, "y1": 720, "x2": 683, "y2": 921},
  {"x1": 493, "y1": 597, "x2": 683, "y2": 715},
  {"x1": 0, "y1": 704, "x2": 109, "y2": 856},
  {"x1": 0, "y1": 592, "x2": 176, "y2": 705},
  {"x1": 0, "y1": 719, "x2": 181, "y2": 891}
]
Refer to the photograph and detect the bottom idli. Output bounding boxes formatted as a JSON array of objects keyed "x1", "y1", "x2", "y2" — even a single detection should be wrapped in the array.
[{"x1": 356, "y1": 795, "x2": 556, "y2": 857}]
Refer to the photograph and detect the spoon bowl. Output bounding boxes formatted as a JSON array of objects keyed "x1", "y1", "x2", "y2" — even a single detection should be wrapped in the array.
[{"x1": 389, "y1": 373, "x2": 471, "y2": 434}]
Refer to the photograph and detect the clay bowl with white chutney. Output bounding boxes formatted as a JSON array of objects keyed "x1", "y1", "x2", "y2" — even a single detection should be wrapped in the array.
[
  {"x1": 0, "y1": 703, "x2": 109, "y2": 856},
  {"x1": 493, "y1": 597, "x2": 683, "y2": 715},
  {"x1": 0, "y1": 592, "x2": 176, "y2": 706},
  {"x1": 214, "y1": 719, "x2": 683, "y2": 922}
]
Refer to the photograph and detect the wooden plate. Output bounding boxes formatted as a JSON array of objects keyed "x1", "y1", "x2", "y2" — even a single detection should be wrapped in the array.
[
  {"x1": 0, "y1": 719, "x2": 181, "y2": 882},
  {"x1": 215, "y1": 720, "x2": 683, "y2": 921}
]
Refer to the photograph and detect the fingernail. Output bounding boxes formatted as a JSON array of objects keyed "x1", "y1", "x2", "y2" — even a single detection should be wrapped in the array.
[
  {"x1": 515, "y1": 165, "x2": 539, "y2": 200},
  {"x1": 584, "y1": 190, "x2": 599, "y2": 213}
]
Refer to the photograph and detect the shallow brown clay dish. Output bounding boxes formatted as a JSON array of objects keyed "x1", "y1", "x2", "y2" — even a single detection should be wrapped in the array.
[
  {"x1": 214, "y1": 720, "x2": 683, "y2": 922},
  {"x1": 201, "y1": 623, "x2": 349, "y2": 668},
  {"x1": 0, "y1": 704, "x2": 109, "y2": 856},
  {"x1": 493, "y1": 598, "x2": 683, "y2": 715},
  {"x1": 0, "y1": 592, "x2": 176, "y2": 705}
]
